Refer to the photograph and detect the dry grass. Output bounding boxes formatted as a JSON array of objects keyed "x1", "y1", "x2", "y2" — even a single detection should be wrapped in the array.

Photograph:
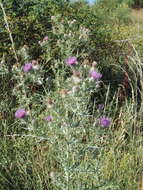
[
  {"x1": 131, "y1": 8, "x2": 143, "y2": 23},
  {"x1": 140, "y1": 176, "x2": 143, "y2": 190},
  {"x1": 130, "y1": 8, "x2": 143, "y2": 36}
]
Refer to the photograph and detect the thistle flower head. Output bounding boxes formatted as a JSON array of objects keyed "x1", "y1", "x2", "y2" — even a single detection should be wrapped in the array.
[
  {"x1": 15, "y1": 109, "x2": 26, "y2": 119},
  {"x1": 44, "y1": 115, "x2": 52, "y2": 122},
  {"x1": 32, "y1": 60, "x2": 38, "y2": 65},
  {"x1": 23, "y1": 63, "x2": 33, "y2": 72},
  {"x1": 72, "y1": 85, "x2": 80, "y2": 93},
  {"x1": 59, "y1": 89, "x2": 69, "y2": 98},
  {"x1": 90, "y1": 70, "x2": 102, "y2": 80},
  {"x1": 43, "y1": 36, "x2": 49, "y2": 41},
  {"x1": 47, "y1": 98, "x2": 53, "y2": 109},
  {"x1": 97, "y1": 104, "x2": 104, "y2": 111},
  {"x1": 92, "y1": 61, "x2": 97, "y2": 68},
  {"x1": 66, "y1": 56, "x2": 77, "y2": 66},
  {"x1": 99, "y1": 117, "x2": 111, "y2": 127},
  {"x1": 32, "y1": 60, "x2": 39, "y2": 70}
]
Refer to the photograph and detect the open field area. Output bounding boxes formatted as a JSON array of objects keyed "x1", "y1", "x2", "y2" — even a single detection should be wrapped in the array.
[
  {"x1": 131, "y1": 8, "x2": 143, "y2": 22},
  {"x1": 0, "y1": 0, "x2": 143, "y2": 189}
]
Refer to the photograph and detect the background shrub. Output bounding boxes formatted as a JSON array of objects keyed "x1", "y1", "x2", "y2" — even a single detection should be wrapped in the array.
[{"x1": 0, "y1": 0, "x2": 142, "y2": 189}]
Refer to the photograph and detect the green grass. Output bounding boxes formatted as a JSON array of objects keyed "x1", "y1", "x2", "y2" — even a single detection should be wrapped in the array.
[
  {"x1": 0, "y1": 64, "x2": 142, "y2": 189},
  {"x1": 0, "y1": 1, "x2": 143, "y2": 190}
]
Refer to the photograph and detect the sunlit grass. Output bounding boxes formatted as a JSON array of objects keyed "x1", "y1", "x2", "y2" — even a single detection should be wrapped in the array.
[{"x1": 0, "y1": 1, "x2": 143, "y2": 189}]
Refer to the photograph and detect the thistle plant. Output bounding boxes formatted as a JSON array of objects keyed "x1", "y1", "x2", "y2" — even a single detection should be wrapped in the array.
[{"x1": 0, "y1": 1, "x2": 142, "y2": 189}]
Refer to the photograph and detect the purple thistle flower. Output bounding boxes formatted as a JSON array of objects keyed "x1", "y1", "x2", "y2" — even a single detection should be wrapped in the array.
[
  {"x1": 15, "y1": 109, "x2": 26, "y2": 119},
  {"x1": 23, "y1": 63, "x2": 33, "y2": 72},
  {"x1": 99, "y1": 117, "x2": 111, "y2": 127},
  {"x1": 66, "y1": 56, "x2": 77, "y2": 66},
  {"x1": 90, "y1": 71, "x2": 102, "y2": 80},
  {"x1": 43, "y1": 36, "x2": 49, "y2": 41},
  {"x1": 44, "y1": 115, "x2": 52, "y2": 122}
]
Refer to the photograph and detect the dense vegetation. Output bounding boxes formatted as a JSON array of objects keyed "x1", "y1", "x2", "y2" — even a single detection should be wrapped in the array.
[
  {"x1": 131, "y1": 0, "x2": 143, "y2": 7},
  {"x1": 0, "y1": 0, "x2": 143, "y2": 189}
]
